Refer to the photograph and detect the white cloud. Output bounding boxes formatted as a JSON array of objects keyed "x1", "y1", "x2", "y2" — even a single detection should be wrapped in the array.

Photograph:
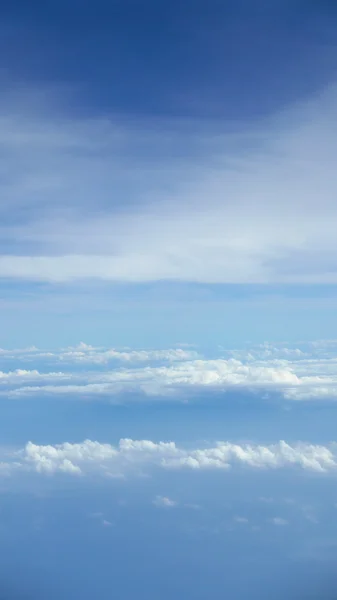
[
  {"x1": 56, "y1": 345, "x2": 199, "y2": 365},
  {"x1": 0, "y1": 437, "x2": 334, "y2": 479},
  {"x1": 22, "y1": 439, "x2": 117, "y2": 474},
  {"x1": 4, "y1": 355, "x2": 336, "y2": 401},
  {"x1": 2, "y1": 341, "x2": 337, "y2": 402},
  {"x1": 0, "y1": 369, "x2": 71, "y2": 385},
  {"x1": 153, "y1": 495, "x2": 178, "y2": 508},
  {"x1": 0, "y1": 344, "x2": 198, "y2": 365},
  {"x1": 0, "y1": 346, "x2": 39, "y2": 356},
  {"x1": 1, "y1": 80, "x2": 337, "y2": 285}
]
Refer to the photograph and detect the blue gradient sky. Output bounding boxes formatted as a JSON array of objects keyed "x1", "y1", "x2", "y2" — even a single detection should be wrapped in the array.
[
  {"x1": 0, "y1": 0, "x2": 337, "y2": 345},
  {"x1": 2, "y1": 2, "x2": 337, "y2": 599}
]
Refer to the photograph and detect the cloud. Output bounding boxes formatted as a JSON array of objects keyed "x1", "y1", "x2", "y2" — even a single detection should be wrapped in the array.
[
  {"x1": 56, "y1": 345, "x2": 199, "y2": 365},
  {"x1": 102, "y1": 520, "x2": 113, "y2": 527},
  {"x1": 153, "y1": 495, "x2": 178, "y2": 508},
  {"x1": 0, "y1": 369, "x2": 72, "y2": 385},
  {"x1": 184, "y1": 503, "x2": 201, "y2": 510},
  {"x1": 1, "y1": 80, "x2": 337, "y2": 285},
  {"x1": 0, "y1": 344, "x2": 198, "y2": 365},
  {"x1": 270, "y1": 517, "x2": 289, "y2": 526},
  {"x1": 3, "y1": 351, "x2": 337, "y2": 401},
  {"x1": 0, "y1": 437, "x2": 335, "y2": 479},
  {"x1": 3, "y1": 341, "x2": 337, "y2": 403}
]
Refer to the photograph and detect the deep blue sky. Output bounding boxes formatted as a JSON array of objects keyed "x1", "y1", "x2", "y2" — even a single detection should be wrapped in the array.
[{"x1": 2, "y1": 0, "x2": 337, "y2": 119}]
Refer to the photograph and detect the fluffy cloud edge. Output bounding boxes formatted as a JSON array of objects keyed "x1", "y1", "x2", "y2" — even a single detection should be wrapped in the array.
[
  {"x1": 2, "y1": 341, "x2": 337, "y2": 402},
  {"x1": 1, "y1": 437, "x2": 336, "y2": 479}
]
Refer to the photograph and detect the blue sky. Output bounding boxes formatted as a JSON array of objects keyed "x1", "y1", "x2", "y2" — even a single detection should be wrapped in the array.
[
  {"x1": 2, "y1": 1, "x2": 337, "y2": 599},
  {"x1": 1, "y1": 1, "x2": 337, "y2": 344}
]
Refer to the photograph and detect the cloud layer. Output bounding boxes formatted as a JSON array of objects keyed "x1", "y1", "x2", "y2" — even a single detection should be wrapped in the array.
[
  {"x1": 2, "y1": 436, "x2": 336, "y2": 478},
  {"x1": 2, "y1": 340, "x2": 337, "y2": 402}
]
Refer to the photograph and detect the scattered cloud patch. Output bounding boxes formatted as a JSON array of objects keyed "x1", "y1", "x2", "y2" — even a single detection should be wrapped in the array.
[
  {"x1": 270, "y1": 517, "x2": 289, "y2": 526},
  {"x1": 153, "y1": 495, "x2": 178, "y2": 508}
]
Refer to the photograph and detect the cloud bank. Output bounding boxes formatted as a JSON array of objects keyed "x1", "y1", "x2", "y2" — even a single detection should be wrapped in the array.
[
  {"x1": 1, "y1": 437, "x2": 336, "y2": 478},
  {"x1": 2, "y1": 341, "x2": 337, "y2": 402}
]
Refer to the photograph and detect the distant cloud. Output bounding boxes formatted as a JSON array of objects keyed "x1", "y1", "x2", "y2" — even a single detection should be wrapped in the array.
[
  {"x1": 0, "y1": 344, "x2": 198, "y2": 365},
  {"x1": 3, "y1": 341, "x2": 337, "y2": 402},
  {"x1": 0, "y1": 436, "x2": 334, "y2": 480},
  {"x1": 0, "y1": 369, "x2": 72, "y2": 385},
  {"x1": 270, "y1": 517, "x2": 289, "y2": 526},
  {"x1": 153, "y1": 495, "x2": 178, "y2": 508},
  {"x1": 57, "y1": 345, "x2": 199, "y2": 365}
]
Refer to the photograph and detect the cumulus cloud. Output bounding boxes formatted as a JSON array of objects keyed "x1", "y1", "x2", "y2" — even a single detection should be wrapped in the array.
[
  {"x1": 3, "y1": 356, "x2": 337, "y2": 402},
  {"x1": 23, "y1": 439, "x2": 117, "y2": 474},
  {"x1": 0, "y1": 437, "x2": 334, "y2": 479},
  {"x1": 2, "y1": 341, "x2": 337, "y2": 402}
]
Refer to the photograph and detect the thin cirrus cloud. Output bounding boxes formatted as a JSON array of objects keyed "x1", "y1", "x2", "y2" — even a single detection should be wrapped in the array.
[
  {"x1": 2, "y1": 341, "x2": 337, "y2": 401},
  {"x1": 1, "y1": 80, "x2": 337, "y2": 285},
  {"x1": 2, "y1": 437, "x2": 337, "y2": 478}
]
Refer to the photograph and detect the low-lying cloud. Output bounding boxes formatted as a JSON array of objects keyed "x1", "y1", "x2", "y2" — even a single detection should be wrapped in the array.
[
  {"x1": 2, "y1": 341, "x2": 337, "y2": 402},
  {"x1": 2, "y1": 437, "x2": 336, "y2": 478}
]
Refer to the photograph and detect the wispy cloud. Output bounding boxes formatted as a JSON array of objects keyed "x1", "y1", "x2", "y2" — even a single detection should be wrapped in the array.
[{"x1": 1, "y1": 80, "x2": 337, "y2": 285}]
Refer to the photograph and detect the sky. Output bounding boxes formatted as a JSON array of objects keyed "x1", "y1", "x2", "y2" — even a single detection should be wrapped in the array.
[{"x1": 2, "y1": 1, "x2": 337, "y2": 599}]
